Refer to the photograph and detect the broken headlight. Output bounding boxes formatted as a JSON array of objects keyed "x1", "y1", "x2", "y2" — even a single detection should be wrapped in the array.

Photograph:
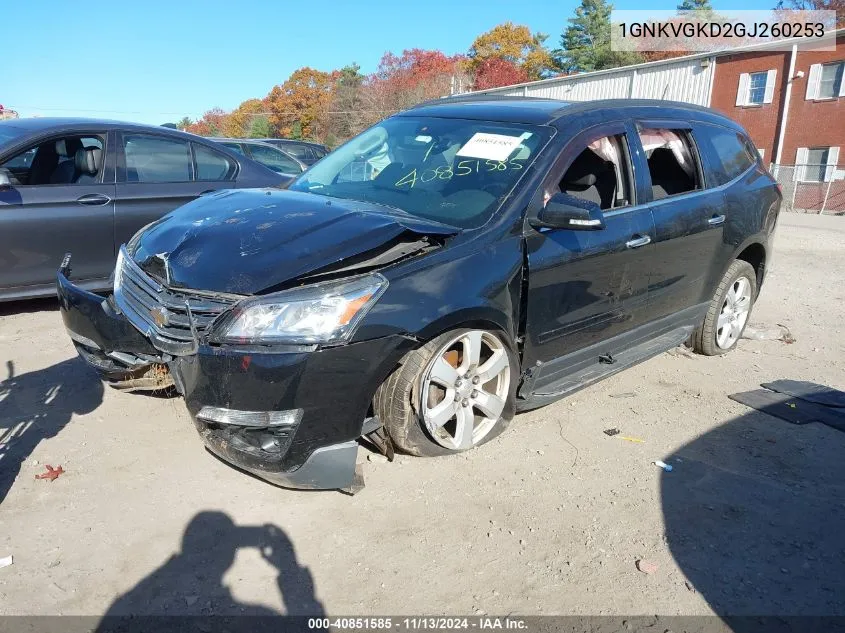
[{"x1": 213, "y1": 273, "x2": 387, "y2": 345}]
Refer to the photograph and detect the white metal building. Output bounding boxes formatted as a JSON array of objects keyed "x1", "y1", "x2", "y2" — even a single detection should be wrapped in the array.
[{"x1": 466, "y1": 54, "x2": 717, "y2": 105}]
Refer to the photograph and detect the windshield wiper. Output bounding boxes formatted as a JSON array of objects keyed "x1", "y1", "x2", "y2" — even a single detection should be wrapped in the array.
[{"x1": 352, "y1": 197, "x2": 459, "y2": 230}]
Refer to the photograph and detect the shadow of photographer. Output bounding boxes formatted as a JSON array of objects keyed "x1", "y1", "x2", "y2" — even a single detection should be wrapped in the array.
[{"x1": 101, "y1": 511, "x2": 325, "y2": 619}]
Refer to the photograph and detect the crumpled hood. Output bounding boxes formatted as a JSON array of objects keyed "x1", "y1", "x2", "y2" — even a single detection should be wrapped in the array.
[{"x1": 129, "y1": 189, "x2": 457, "y2": 294}]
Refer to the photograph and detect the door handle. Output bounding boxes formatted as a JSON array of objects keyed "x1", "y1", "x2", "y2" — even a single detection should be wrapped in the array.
[
  {"x1": 625, "y1": 235, "x2": 651, "y2": 249},
  {"x1": 708, "y1": 214, "x2": 726, "y2": 226},
  {"x1": 200, "y1": 189, "x2": 217, "y2": 195},
  {"x1": 76, "y1": 193, "x2": 112, "y2": 206}
]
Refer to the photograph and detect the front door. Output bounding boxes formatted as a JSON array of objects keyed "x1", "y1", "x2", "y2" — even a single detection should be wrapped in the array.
[
  {"x1": 0, "y1": 131, "x2": 115, "y2": 293},
  {"x1": 522, "y1": 122, "x2": 656, "y2": 388}
]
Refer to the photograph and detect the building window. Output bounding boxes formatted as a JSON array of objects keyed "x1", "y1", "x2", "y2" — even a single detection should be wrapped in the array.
[
  {"x1": 736, "y1": 70, "x2": 776, "y2": 106},
  {"x1": 806, "y1": 61, "x2": 845, "y2": 100},
  {"x1": 819, "y1": 62, "x2": 844, "y2": 99},
  {"x1": 796, "y1": 146, "x2": 840, "y2": 182},
  {"x1": 806, "y1": 148, "x2": 829, "y2": 182},
  {"x1": 747, "y1": 72, "x2": 767, "y2": 105}
]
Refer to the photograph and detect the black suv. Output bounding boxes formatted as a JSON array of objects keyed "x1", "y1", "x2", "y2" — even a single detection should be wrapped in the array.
[{"x1": 57, "y1": 97, "x2": 781, "y2": 491}]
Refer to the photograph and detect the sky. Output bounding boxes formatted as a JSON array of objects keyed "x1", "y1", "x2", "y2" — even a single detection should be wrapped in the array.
[{"x1": 4, "y1": 0, "x2": 775, "y2": 125}]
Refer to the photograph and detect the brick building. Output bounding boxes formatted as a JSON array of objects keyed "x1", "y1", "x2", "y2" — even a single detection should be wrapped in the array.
[
  {"x1": 711, "y1": 31, "x2": 845, "y2": 212},
  {"x1": 469, "y1": 29, "x2": 845, "y2": 212}
]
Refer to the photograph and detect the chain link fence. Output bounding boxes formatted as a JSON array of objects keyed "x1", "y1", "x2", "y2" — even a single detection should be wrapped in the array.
[{"x1": 769, "y1": 164, "x2": 845, "y2": 214}]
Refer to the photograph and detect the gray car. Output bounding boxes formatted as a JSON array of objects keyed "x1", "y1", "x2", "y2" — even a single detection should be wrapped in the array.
[
  {"x1": 0, "y1": 118, "x2": 288, "y2": 301},
  {"x1": 210, "y1": 138, "x2": 306, "y2": 177},
  {"x1": 254, "y1": 139, "x2": 329, "y2": 165}
]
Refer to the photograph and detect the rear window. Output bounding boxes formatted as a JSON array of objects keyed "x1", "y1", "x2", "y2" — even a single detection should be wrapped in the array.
[
  {"x1": 638, "y1": 128, "x2": 702, "y2": 200},
  {"x1": 194, "y1": 143, "x2": 235, "y2": 181},
  {"x1": 697, "y1": 125, "x2": 757, "y2": 185},
  {"x1": 221, "y1": 142, "x2": 247, "y2": 156},
  {"x1": 124, "y1": 134, "x2": 192, "y2": 183},
  {"x1": 282, "y1": 143, "x2": 310, "y2": 160},
  {"x1": 248, "y1": 143, "x2": 303, "y2": 174}
]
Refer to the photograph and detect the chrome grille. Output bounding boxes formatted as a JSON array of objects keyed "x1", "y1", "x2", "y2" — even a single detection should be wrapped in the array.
[{"x1": 114, "y1": 246, "x2": 240, "y2": 355}]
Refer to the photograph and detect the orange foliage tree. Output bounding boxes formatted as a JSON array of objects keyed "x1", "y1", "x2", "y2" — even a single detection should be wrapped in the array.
[
  {"x1": 266, "y1": 67, "x2": 337, "y2": 140},
  {"x1": 366, "y1": 49, "x2": 467, "y2": 113},
  {"x1": 185, "y1": 107, "x2": 229, "y2": 136},
  {"x1": 467, "y1": 22, "x2": 556, "y2": 81},
  {"x1": 472, "y1": 58, "x2": 531, "y2": 90},
  {"x1": 226, "y1": 98, "x2": 267, "y2": 137}
]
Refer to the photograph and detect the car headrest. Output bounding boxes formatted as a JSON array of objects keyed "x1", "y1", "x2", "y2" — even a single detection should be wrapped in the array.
[
  {"x1": 563, "y1": 149, "x2": 611, "y2": 188},
  {"x1": 648, "y1": 147, "x2": 683, "y2": 171},
  {"x1": 56, "y1": 138, "x2": 83, "y2": 159},
  {"x1": 75, "y1": 147, "x2": 102, "y2": 176}
]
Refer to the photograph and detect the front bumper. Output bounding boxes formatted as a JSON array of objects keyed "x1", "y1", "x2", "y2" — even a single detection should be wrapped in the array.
[{"x1": 57, "y1": 268, "x2": 414, "y2": 490}]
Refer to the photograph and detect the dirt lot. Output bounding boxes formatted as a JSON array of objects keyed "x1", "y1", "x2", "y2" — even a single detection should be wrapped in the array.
[{"x1": 0, "y1": 213, "x2": 843, "y2": 619}]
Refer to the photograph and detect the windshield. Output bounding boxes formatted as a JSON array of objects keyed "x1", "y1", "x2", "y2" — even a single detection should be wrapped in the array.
[{"x1": 289, "y1": 116, "x2": 553, "y2": 228}]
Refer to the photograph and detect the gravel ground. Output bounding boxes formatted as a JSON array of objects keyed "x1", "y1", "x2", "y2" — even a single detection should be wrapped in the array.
[{"x1": 0, "y1": 213, "x2": 843, "y2": 618}]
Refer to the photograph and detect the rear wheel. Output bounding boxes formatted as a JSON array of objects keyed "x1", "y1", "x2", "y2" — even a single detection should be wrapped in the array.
[
  {"x1": 374, "y1": 328, "x2": 518, "y2": 457},
  {"x1": 692, "y1": 259, "x2": 757, "y2": 355}
]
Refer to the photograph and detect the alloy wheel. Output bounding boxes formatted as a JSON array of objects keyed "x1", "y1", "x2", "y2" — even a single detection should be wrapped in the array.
[
  {"x1": 420, "y1": 330, "x2": 510, "y2": 451},
  {"x1": 716, "y1": 276, "x2": 752, "y2": 349}
]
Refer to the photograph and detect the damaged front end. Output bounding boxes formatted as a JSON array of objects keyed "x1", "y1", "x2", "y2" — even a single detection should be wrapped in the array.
[
  {"x1": 57, "y1": 254, "x2": 175, "y2": 389},
  {"x1": 57, "y1": 192, "x2": 461, "y2": 491},
  {"x1": 56, "y1": 241, "x2": 421, "y2": 491}
]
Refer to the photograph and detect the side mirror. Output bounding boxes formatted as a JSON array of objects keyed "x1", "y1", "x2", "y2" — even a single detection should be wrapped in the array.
[
  {"x1": 531, "y1": 192, "x2": 605, "y2": 230},
  {"x1": 0, "y1": 170, "x2": 11, "y2": 191}
]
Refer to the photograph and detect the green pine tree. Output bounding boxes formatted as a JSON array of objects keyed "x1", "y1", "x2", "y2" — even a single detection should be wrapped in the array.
[
  {"x1": 247, "y1": 115, "x2": 271, "y2": 138},
  {"x1": 677, "y1": 0, "x2": 714, "y2": 12},
  {"x1": 555, "y1": 0, "x2": 644, "y2": 74},
  {"x1": 290, "y1": 121, "x2": 303, "y2": 140}
]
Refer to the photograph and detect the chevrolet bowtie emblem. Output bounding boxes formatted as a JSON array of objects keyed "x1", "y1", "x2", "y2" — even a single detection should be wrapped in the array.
[{"x1": 149, "y1": 306, "x2": 169, "y2": 328}]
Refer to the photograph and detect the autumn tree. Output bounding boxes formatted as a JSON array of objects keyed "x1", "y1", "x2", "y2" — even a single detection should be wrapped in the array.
[
  {"x1": 266, "y1": 67, "x2": 336, "y2": 140},
  {"x1": 362, "y1": 49, "x2": 466, "y2": 125},
  {"x1": 467, "y1": 22, "x2": 556, "y2": 80},
  {"x1": 472, "y1": 58, "x2": 530, "y2": 90},
  {"x1": 185, "y1": 107, "x2": 229, "y2": 136},
  {"x1": 775, "y1": 0, "x2": 845, "y2": 27},
  {"x1": 176, "y1": 117, "x2": 193, "y2": 131},
  {"x1": 555, "y1": 0, "x2": 644, "y2": 73},
  {"x1": 226, "y1": 98, "x2": 266, "y2": 138},
  {"x1": 327, "y1": 64, "x2": 368, "y2": 141}
]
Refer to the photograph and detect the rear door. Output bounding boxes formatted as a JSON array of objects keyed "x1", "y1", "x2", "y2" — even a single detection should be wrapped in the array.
[
  {"x1": 0, "y1": 131, "x2": 116, "y2": 292},
  {"x1": 693, "y1": 123, "x2": 768, "y2": 277},
  {"x1": 632, "y1": 121, "x2": 727, "y2": 320},
  {"x1": 114, "y1": 132, "x2": 236, "y2": 248},
  {"x1": 522, "y1": 121, "x2": 656, "y2": 385}
]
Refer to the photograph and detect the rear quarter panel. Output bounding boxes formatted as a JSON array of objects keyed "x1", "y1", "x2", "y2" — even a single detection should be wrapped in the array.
[{"x1": 692, "y1": 120, "x2": 781, "y2": 296}]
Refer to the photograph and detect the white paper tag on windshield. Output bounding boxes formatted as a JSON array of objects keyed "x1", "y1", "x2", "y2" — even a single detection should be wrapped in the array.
[{"x1": 456, "y1": 132, "x2": 530, "y2": 162}]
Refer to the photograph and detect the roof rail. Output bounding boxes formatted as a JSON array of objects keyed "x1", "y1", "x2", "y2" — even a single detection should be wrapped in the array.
[{"x1": 410, "y1": 93, "x2": 561, "y2": 109}]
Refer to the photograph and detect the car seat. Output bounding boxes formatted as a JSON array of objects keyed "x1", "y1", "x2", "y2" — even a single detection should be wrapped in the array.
[
  {"x1": 647, "y1": 147, "x2": 695, "y2": 199},
  {"x1": 561, "y1": 148, "x2": 616, "y2": 210},
  {"x1": 73, "y1": 148, "x2": 102, "y2": 184}
]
